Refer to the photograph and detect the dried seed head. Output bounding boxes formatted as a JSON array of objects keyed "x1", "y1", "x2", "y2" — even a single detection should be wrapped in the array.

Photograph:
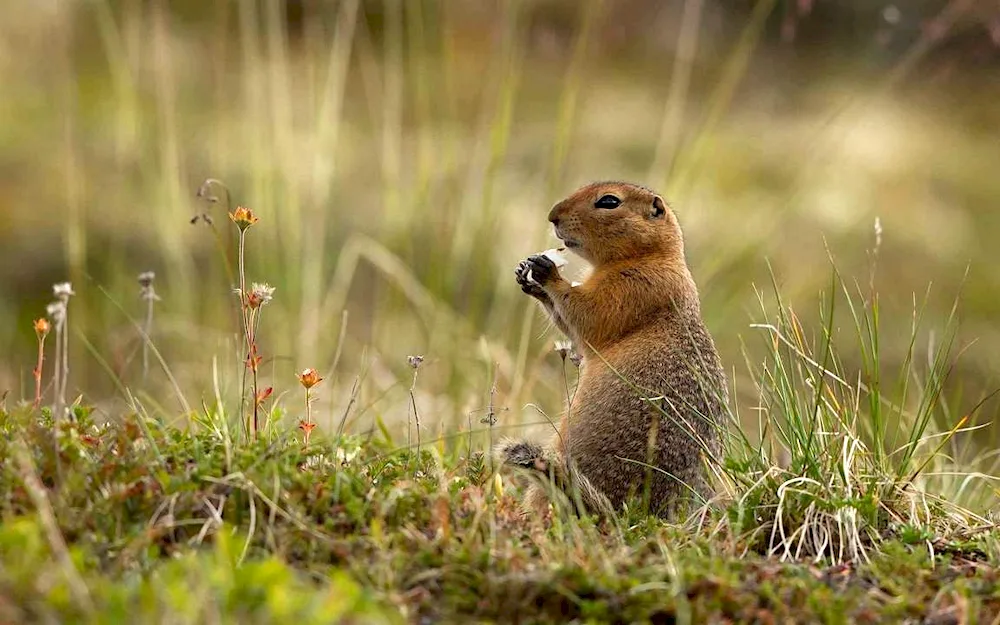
[
  {"x1": 297, "y1": 368, "x2": 323, "y2": 389},
  {"x1": 407, "y1": 355, "x2": 424, "y2": 369},
  {"x1": 229, "y1": 206, "x2": 259, "y2": 231},
  {"x1": 138, "y1": 271, "x2": 155, "y2": 288}
]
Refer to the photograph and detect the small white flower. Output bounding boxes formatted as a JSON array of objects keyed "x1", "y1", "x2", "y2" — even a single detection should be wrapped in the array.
[
  {"x1": 138, "y1": 271, "x2": 160, "y2": 302},
  {"x1": 53, "y1": 282, "x2": 75, "y2": 299},
  {"x1": 249, "y1": 283, "x2": 275, "y2": 307},
  {"x1": 46, "y1": 301, "x2": 66, "y2": 323},
  {"x1": 407, "y1": 355, "x2": 424, "y2": 369}
]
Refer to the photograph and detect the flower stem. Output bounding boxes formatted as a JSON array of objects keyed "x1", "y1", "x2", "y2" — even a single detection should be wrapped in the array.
[
  {"x1": 237, "y1": 229, "x2": 251, "y2": 441},
  {"x1": 33, "y1": 334, "x2": 46, "y2": 410},
  {"x1": 142, "y1": 293, "x2": 153, "y2": 382},
  {"x1": 60, "y1": 309, "x2": 69, "y2": 414},
  {"x1": 304, "y1": 386, "x2": 312, "y2": 445},
  {"x1": 250, "y1": 307, "x2": 263, "y2": 439},
  {"x1": 52, "y1": 318, "x2": 63, "y2": 420},
  {"x1": 408, "y1": 368, "x2": 421, "y2": 465}
]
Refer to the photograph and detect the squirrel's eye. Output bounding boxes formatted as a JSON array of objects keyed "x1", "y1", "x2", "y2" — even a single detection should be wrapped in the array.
[{"x1": 594, "y1": 194, "x2": 621, "y2": 209}]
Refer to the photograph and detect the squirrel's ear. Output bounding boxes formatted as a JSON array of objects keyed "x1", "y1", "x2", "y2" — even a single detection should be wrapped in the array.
[{"x1": 651, "y1": 196, "x2": 667, "y2": 219}]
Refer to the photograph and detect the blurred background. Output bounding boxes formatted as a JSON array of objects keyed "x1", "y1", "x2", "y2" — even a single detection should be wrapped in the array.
[{"x1": 0, "y1": 0, "x2": 998, "y2": 446}]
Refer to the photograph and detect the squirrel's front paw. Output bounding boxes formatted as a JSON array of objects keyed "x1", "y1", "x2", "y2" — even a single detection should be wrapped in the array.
[
  {"x1": 515, "y1": 259, "x2": 548, "y2": 299},
  {"x1": 524, "y1": 254, "x2": 559, "y2": 286}
]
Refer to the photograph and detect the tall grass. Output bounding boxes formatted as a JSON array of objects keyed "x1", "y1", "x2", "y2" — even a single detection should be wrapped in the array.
[{"x1": 711, "y1": 257, "x2": 996, "y2": 564}]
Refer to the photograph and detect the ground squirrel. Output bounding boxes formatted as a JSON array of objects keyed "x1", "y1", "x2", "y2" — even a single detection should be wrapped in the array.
[{"x1": 499, "y1": 181, "x2": 728, "y2": 518}]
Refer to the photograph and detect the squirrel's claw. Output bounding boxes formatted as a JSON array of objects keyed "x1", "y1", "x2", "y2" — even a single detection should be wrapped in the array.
[
  {"x1": 525, "y1": 254, "x2": 558, "y2": 285},
  {"x1": 515, "y1": 259, "x2": 549, "y2": 299}
]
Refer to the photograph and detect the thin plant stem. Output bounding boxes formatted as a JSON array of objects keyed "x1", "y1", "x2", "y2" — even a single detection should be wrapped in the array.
[
  {"x1": 303, "y1": 386, "x2": 313, "y2": 445},
  {"x1": 487, "y1": 363, "x2": 498, "y2": 475},
  {"x1": 250, "y1": 306, "x2": 264, "y2": 438},
  {"x1": 33, "y1": 332, "x2": 46, "y2": 410},
  {"x1": 408, "y1": 367, "x2": 421, "y2": 465},
  {"x1": 60, "y1": 308, "x2": 69, "y2": 414},
  {"x1": 559, "y1": 353, "x2": 574, "y2": 487},
  {"x1": 142, "y1": 292, "x2": 154, "y2": 381},
  {"x1": 196, "y1": 178, "x2": 238, "y2": 290},
  {"x1": 52, "y1": 318, "x2": 64, "y2": 420},
  {"x1": 236, "y1": 228, "x2": 250, "y2": 440}
]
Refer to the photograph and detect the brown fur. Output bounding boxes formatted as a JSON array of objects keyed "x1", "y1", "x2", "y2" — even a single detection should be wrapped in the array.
[{"x1": 500, "y1": 181, "x2": 728, "y2": 518}]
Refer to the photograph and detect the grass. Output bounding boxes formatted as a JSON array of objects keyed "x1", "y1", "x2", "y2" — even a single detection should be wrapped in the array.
[
  {"x1": 1, "y1": 368, "x2": 999, "y2": 622},
  {"x1": 3, "y1": 1, "x2": 1000, "y2": 622}
]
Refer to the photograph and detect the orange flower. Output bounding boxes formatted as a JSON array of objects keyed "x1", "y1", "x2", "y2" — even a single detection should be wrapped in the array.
[
  {"x1": 254, "y1": 387, "x2": 273, "y2": 406},
  {"x1": 228, "y1": 206, "x2": 259, "y2": 230},
  {"x1": 297, "y1": 368, "x2": 323, "y2": 389},
  {"x1": 298, "y1": 420, "x2": 317, "y2": 444},
  {"x1": 33, "y1": 318, "x2": 50, "y2": 338}
]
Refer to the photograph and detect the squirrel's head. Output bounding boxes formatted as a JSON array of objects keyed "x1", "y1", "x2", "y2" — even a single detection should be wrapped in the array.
[{"x1": 547, "y1": 181, "x2": 683, "y2": 265}]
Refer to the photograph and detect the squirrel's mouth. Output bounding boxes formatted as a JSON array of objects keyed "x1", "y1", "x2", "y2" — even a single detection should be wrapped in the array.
[{"x1": 555, "y1": 231, "x2": 581, "y2": 248}]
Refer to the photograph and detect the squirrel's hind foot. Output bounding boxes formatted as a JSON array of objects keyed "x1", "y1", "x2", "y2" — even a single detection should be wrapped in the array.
[{"x1": 494, "y1": 438, "x2": 549, "y2": 472}]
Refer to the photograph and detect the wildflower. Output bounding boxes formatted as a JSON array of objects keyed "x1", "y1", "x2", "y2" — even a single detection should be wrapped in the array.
[
  {"x1": 553, "y1": 340, "x2": 572, "y2": 361},
  {"x1": 254, "y1": 387, "x2": 273, "y2": 406},
  {"x1": 32, "y1": 316, "x2": 50, "y2": 410},
  {"x1": 53, "y1": 282, "x2": 75, "y2": 300},
  {"x1": 407, "y1": 355, "x2": 424, "y2": 369},
  {"x1": 229, "y1": 206, "x2": 259, "y2": 230},
  {"x1": 297, "y1": 368, "x2": 323, "y2": 389},
  {"x1": 46, "y1": 301, "x2": 66, "y2": 324},
  {"x1": 298, "y1": 420, "x2": 317, "y2": 445},
  {"x1": 138, "y1": 271, "x2": 161, "y2": 302},
  {"x1": 246, "y1": 283, "x2": 275, "y2": 309}
]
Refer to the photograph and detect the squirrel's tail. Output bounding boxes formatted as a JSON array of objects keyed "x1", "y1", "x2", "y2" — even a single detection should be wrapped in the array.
[{"x1": 494, "y1": 438, "x2": 614, "y2": 517}]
